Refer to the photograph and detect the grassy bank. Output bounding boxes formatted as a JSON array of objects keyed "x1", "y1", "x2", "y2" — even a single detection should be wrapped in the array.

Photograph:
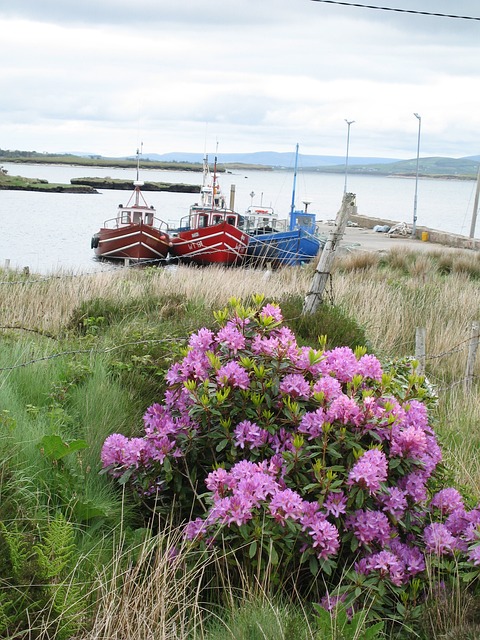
[{"x1": 0, "y1": 248, "x2": 479, "y2": 638}]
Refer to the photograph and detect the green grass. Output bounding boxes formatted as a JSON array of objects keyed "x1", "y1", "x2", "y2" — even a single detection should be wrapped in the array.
[{"x1": 0, "y1": 257, "x2": 478, "y2": 638}]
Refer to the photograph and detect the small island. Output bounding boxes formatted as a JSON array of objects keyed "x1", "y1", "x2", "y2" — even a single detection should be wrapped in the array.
[{"x1": 0, "y1": 166, "x2": 201, "y2": 194}]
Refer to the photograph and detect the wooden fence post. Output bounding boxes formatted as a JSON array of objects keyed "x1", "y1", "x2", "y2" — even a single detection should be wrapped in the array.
[
  {"x1": 464, "y1": 321, "x2": 479, "y2": 391},
  {"x1": 415, "y1": 327, "x2": 426, "y2": 376},
  {"x1": 302, "y1": 192, "x2": 356, "y2": 315}
]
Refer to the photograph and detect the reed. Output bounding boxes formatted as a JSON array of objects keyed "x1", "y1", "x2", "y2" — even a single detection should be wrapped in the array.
[{"x1": 0, "y1": 249, "x2": 479, "y2": 638}]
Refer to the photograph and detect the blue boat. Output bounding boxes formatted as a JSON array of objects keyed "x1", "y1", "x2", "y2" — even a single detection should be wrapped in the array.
[{"x1": 242, "y1": 144, "x2": 325, "y2": 267}]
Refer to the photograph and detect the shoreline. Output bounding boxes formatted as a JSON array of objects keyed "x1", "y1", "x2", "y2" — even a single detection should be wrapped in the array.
[{"x1": 316, "y1": 214, "x2": 479, "y2": 254}]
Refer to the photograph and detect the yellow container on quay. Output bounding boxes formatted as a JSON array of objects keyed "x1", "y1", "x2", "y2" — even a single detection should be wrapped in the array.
[{"x1": 421, "y1": 231, "x2": 429, "y2": 242}]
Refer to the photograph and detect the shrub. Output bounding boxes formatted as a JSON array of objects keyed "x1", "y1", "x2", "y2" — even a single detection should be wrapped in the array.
[
  {"x1": 101, "y1": 296, "x2": 480, "y2": 629},
  {"x1": 280, "y1": 295, "x2": 370, "y2": 352}
]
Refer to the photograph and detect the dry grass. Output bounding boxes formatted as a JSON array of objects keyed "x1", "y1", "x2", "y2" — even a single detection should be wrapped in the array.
[
  {"x1": 0, "y1": 265, "x2": 309, "y2": 335},
  {"x1": 79, "y1": 524, "x2": 211, "y2": 640}
]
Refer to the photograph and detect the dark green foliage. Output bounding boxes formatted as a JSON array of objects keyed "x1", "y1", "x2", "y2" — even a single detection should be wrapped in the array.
[
  {"x1": 280, "y1": 294, "x2": 370, "y2": 351},
  {"x1": 0, "y1": 514, "x2": 84, "y2": 639}
]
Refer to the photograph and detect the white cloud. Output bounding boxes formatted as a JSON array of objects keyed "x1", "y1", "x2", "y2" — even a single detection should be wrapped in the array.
[{"x1": 0, "y1": 1, "x2": 479, "y2": 158}]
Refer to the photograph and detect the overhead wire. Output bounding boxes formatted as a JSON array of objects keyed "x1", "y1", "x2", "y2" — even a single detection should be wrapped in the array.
[{"x1": 309, "y1": 0, "x2": 480, "y2": 21}]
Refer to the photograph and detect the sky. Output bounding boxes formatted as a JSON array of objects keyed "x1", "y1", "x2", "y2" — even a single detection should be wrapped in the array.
[{"x1": 1, "y1": 0, "x2": 479, "y2": 160}]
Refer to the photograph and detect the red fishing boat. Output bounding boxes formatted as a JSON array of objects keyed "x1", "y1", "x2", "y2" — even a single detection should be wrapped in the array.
[
  {"x1": 91, "y1": 151, "x2": 171, "y2": 263},
  {"x1": 169, "y1": 155, "x2": 248, "y2": 266}
]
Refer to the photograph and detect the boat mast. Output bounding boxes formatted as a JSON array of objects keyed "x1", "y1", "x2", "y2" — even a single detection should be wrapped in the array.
[
  {"x1": 212, "y1": 141, "x2": 219, "y2": 211},
  {"x1": 290, "y1": 143, "x2": 299, "y2": 215},
  {"x1": 134, "y1": 143, "x2": 143, "y2": 207}
]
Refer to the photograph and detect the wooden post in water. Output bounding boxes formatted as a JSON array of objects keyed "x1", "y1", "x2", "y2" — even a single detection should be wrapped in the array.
[{"x1": 302, "y1": 192, "x2": 356, "y2": 315}]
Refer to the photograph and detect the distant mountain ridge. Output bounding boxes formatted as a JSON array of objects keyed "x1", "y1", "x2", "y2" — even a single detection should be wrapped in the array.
[{"x1": 141, "y1": 151, "x2": 400, "y2": 167}]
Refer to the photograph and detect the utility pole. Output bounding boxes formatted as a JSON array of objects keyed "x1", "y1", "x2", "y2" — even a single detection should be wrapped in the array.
[
  {"x1": 302, "y1": 192, "x2": 356, "y2": 315},
  {"x1": 469, "y1": 165, "x2": 480, "y2": 239}
]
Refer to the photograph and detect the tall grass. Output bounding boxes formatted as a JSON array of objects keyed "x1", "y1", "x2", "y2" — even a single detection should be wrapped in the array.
[{"x1": 0, "y1": 248, "x2": 479, "y2": 638}]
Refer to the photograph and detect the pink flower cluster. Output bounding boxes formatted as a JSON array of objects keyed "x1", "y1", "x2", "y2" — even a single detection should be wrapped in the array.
[
  {"x1": 100, "y1": 301, "x2": 480, "y2": 591},
  {"x1": 186, "y1": 460, "x2": 340, "y2": 561}
]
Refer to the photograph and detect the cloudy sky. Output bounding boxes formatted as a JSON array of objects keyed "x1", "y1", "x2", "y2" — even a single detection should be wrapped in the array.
[{"x1": 1, "y1": 0, "x2": 479, "y2": 160}]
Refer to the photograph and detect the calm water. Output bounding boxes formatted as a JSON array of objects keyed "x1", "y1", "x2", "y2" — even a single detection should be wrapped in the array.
[{"x1": 0, "y1": 162, "x2": 478, "y2": 274}]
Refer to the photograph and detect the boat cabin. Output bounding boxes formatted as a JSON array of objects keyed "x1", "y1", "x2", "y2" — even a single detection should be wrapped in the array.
[
  {"x1": 176, "y1": 205, "x2": 242, "y2": 232},
  {"x1": 116, "y1": 203, "x2": 156, "y2": 227},
  {"x1": 241, "y1": 206, "x2": 288, "y2": 235},
  {"x1": 101, "y1": 182, "x2": 168, "y2": 233},
  {"x1": 289, "y1": 210, "x2": 317, "y2": 235}
]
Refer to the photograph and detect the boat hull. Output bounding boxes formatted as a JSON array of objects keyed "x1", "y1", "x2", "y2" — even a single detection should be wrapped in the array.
[
  {"x1": 93, "y1": 223, "x2": 170, "y2": 261},
  {"x1": 170, "y1": 222, "x2": 248, "y2": 266},
  {"x1": 245, "y1": 230, "x2": 323, "y2": 267}
]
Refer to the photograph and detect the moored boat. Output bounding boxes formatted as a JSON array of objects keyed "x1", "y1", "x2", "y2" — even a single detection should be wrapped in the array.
[
  {"x1": 169, "y1": 155, "x2": 248, "y2": 266},
  {"x1": 91, "y1": 150, "x2": 171, "y2": 263},
  {"x1": 242, "y1": 144, "x2": 325, "y2": 267}
]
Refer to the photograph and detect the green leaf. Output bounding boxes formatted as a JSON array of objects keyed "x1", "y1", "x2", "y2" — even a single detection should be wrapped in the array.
[
  {"x1": 216, "y1": 438, "x2": 229, "y2": 452},
  {"x1": 248, "y1": 540, "x2": 257, "y2": 558},
  {"x1": 355, "y1": 489, "x2": 365, "y2": 508},
  {"x1": 37, "y1": 435, "x2": 88, "y2": 461}
]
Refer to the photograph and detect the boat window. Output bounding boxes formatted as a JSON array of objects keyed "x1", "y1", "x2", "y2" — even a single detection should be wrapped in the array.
[
  {"x1": 213, "y1": 215, "x2": 222, "y2": 224},
  {"x1": 145, "y1": 212, "x2": 153, "y2": 225},
  {"x1": 198, "y1": 214, "x2": 209, "y2": 228},
  {"x1": 226, "y1": 216, "x2": 236, "y2": 226},
  {"x1": 121, "y1": 213, "x2": 131, "y2": 224},
  {"x1": 133, "y1": 212, "x2": 142, "y2": 224}
]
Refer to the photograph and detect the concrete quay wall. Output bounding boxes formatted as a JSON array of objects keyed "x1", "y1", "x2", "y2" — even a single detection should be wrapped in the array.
[{"x1": 349, "y1": 214, "x2": 480, "y2": 252}]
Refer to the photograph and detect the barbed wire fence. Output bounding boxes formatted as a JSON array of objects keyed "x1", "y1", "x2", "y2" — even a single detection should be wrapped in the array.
[{"x1": 0, "y1": 261, "x2": 478, "y2": 390}]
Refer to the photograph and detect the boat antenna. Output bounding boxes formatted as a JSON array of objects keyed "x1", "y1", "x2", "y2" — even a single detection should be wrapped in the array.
[
  {"x1": 212, "y1": 140, "x2": 219, "y2": 210},
  {"x1": 290, "y1": 142, "x2": 299, "y2": 215},
  {"x1": 136, "y1": 142, "x2": 143, "y2": 182}
]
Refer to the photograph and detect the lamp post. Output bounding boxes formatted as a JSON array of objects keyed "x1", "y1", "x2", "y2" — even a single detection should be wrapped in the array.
[
  {"x1": 344, "y1": 119, "x2": 355, "y2": 194},
  {"x1": 412, "y1": 112, "x2": 422, "y2": 237}
]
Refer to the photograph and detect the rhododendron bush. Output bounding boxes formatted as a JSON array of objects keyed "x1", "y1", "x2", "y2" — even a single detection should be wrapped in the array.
[{"x1": 101, "y1": 297, "x2": 480, "y2": 621}]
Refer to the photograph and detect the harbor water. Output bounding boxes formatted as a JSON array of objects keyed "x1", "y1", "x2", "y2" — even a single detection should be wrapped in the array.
[{"x1": 0, "y1": 162, "x2": 478, "y2": 274}]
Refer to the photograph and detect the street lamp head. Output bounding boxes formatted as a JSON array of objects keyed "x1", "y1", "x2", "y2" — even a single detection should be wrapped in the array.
[
  {"x1": 345, "y1": 119, "x2": 355, "y2": 125},
  {"x1": 414, "y1": 112, "x2": 421, "y2": 120}
]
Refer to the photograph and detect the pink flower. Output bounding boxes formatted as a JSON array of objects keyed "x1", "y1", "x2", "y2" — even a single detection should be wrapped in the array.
[
  {"x1": 302, "y1": 512, "x2": 340, "y2": 560},
  {"x1": 390, "y1": 425, "x2": 428, "y2": 460},
  {"x1": 101, "y1": 433, "x2": 131, "y2": 468},
  {"x1": 269, "y1": 489, "x2": 305, "y2": 523},
  {"x1": 216, "y1": 361, "x2": 250, "y2": 389},
  {"x1": 424, "y1": 523, "x2": 457, "y2": 555},
  {"x1": 399, "y1": 471, "x2": 428, "y2": 503},
  {"x1": 430, "y1": 488, "x2": 464, "y2": 515},
  {"x1": 259, "y1": 303, "x2": 283, "y2": 323},
  {"x1": 279, "y1": 373, "x2": 310, "y2": 399},
  {"x1": 327, "y1": 395, "x2": 363, "y2": 427},
  {"x1": 312, "y1": 376, "x2": 343, "y2": 402},
  {"x1": 348, "y1": 449, "x2": 388, "y2": 494},
  {"x1": 298, "y1": 408, "x2": 326, "y2": 439},
  {"x1": 357, "y1": 550, "x2": 405, "y2": 586},
  {"x1": 380, "y1": 487, "x2": 407, "y2": 519},
  {"x1": 217, "y1": 324, "x2": 245, "y2": 353},
  {"x1": 320, "y1": 346, "x2": 358, "y2": 383},
  {"x1": 188, "y1": 327, "x2": 215, "y2": 351},
  {"x1": 324, "y1": 491, "x2": 348, "y2": 518},
  {"x1": 346, "y1": 509, "x2": 392, "y2": 546},
  {"x1": 467, "y1": 545, "x2": 480, "y2": 566},
  {"x1": 357, "y1": 354, "x2": 383, "y2": 381},
  {"x1": 234, "y1": 420, "x2": 269, "y2": 449}
]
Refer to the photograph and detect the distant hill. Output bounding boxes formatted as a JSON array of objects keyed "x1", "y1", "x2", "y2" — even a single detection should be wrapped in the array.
[
  {"x1": 2, "y1": 148, "x2": 479, "y2": 179},
  {"x1": 315, "y1": 156, "x2": 480, "y2": 179},
  {"x1": 142, "y1": 151, "x2": 399, "y2": 168}
]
